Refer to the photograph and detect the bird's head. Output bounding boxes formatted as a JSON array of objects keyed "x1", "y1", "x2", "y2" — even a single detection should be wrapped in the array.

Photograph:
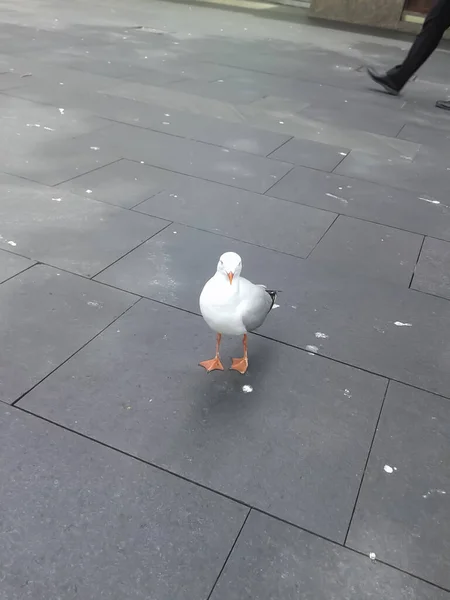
[{"x1": 217, "y1": 252, "x2": 242, "y2": 285}]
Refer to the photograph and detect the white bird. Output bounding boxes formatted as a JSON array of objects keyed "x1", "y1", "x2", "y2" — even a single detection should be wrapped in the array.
[{"x1": 199, "y1": 251, "x2": 277, "y2": 374}]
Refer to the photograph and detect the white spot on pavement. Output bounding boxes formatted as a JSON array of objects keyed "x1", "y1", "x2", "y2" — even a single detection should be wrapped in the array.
[
  {"x1": 344, "y1": 389, "x2": 352, "y2": 398},
  {"x1": 394, "y1": 321, "x2": 412, "y2": 327},
  {"x1": 52, "y1": 197, "x2": 62, "y2": 202},
  {"x1": 242, "y1": 385, "x2": 253, "y2": 394},
  {"x1": 85, "y1": 189, "x2": 93, "y2": 194},
  {"x1": 90, "y1": 146, "x2": 100, "y2": 151},
  {"x1": 7, "y1": 240, "x2": 16, "y2": 246},
  {"x1": 384, "y1": 465, "x2": 394, "y2": 474},
  {"x1": 87, "y1": 301, "x2": 102, "y2": 307},
  {"x1": 419, "y1": 197, "x2": 440, "y2": 205},
  {"x1": 326, "y1": 192, "x2": 348, "y2": 204},
  {"x1": 315, "y1": 332, "x2": 328, "y2": 339},
  {"x1": 423, "y1": 489, "x2": 446, "y2": 499},
  {"x1": 369, "y1": 552, "x2": 376, "y2": 561},
  {"x1": 272, "y1": 304, "x2": 280, "y2": 309},
  {"x1": 306, "y1": 345, "x2": 318, "y2": 354},
  {"x1": 58, "y1": 108, "x2": 65, "y2": 115}
]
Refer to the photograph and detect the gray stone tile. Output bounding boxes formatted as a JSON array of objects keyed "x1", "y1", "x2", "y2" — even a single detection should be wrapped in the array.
[
  {"x1": 97, "y1": 224, "x2": 450, "y2": 398},
  {"x1": 167, "y1": 78, "x2": 267, "y2": 104},
  {"x1": 268, "y1": 137, "x2": 349, "y2": 172},
  {"x1": 210, "y1": 511, "x2": 449, "y2": 600},
  {"x1": 101, "y1": 102, "x2": 291, "y2": 156},
  {"x1": 412, "y1": 237, "x2": 450, "y2": 300},
  {"x1": 19, "y1": 299, "x2": 387, "y2": 542},
  {"x1": 0, "y1": 264, "x2": 135, "y2": 403},
  {"x1": 335, "y1": 147, "x2": 450, "y2": 201},
  {"x1": 398, "y1": 122, "x2": 450, "y2": 149},
  {"x1": 0, "y1": 71, "x2": 31, "y2": 91},
  {"x1": 0, "y1": 173, "x2": 169, "y2": 276},
  {"x1": 20, "y1": 83, "x2": 290, "y2": 156},
  {"x1": 347, "y1": 382, "x2": 450, "y2": 590},
  {"x1": 0, "y1": 404, "x2": 246, "y2": 600},
  {"x1": 0, "y1": 102, "x2": 117, "y2": 186},
  {"x1": 57, "y1": 159, "x2": 166, "y2": 208},
  {"x1": 69, "y1": 123, "x2": 293, "y2": 193},
  {"x1": 0, "y1": 94, "x2": 109, "y2": 157},
  {"x1": 0, "y1": 249, "x2": 33, "y2": 283},
  {"x1": 242, "y1": 105, "x2": 420, "y2": 160},
  {"x1": 298, "y1": 100, "x2": 406, "y2": 138},
  {"x1": 268, "y1": 165, "x2": 450, "y2": 241},
  {"x1": 133, "y1": 168, "x2": 336, "y2": 257},
  {"x1": 309, "y1": 216, "x2": 423, "y2": 285}
]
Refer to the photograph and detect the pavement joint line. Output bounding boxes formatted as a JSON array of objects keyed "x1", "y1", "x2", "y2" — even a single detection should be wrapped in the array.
[
  {"x1": 265, "y1": 135, "x2": 294, "y2": 158},
  {"x1": 89, "y1": 220, "x2": 173, "y2": 280},
  {"x1": 0, "y1": 261, "x2": 36, "y2": 286},
  {"x1": 261, "y1": 163, "x2": 295, "y2": 195},
  {"x1": 50, "y1": 157, "x2": 124, "y2": 188},
  {"x1": 8, "y1": 400, "x2": 450, "y2": 595},
  {"x1": 343, "y1": 379, "x2": 391, "y2": 545},
  {"x1": 330, "y1": 148, "x2": 352, "y2": 173},
  {"x1": 206, "y1": 509, "x2": 252, "y2": 600},
  {"x1": 304, "y1": 212, "x2": 339, "y2": 259},
  {"x1": 408, "y1": 234, "x2": 426, "y2": 289},
  {"x1": 10, "y1": 297, "x2": 141, "y2": 408}
]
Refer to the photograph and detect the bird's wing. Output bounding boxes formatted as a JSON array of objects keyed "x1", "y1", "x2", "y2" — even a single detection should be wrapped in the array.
[{"x1": 239, "y1": 277, "x2": 275, "y2": 332}]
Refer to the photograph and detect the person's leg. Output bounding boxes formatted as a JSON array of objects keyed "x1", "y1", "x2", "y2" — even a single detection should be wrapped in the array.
[{"x1": 368, "y1": 0, "x2": 450, "y2": 94}]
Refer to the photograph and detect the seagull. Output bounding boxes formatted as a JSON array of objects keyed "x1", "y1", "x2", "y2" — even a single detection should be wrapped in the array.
[{"x1": 199, "y1": 251, "x2": 277, "y2": 374}]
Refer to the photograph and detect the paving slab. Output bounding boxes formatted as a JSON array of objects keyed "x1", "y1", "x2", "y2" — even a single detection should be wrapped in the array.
[
  {"x1": 99, "y1": 101, "x2": 292, "y2": 156},
  {"x1": 0, "y1": 93, "x2": 109, "y2": 157},
  {"x1": 347, "y1": 382, "x2": 450, "y2": 590},
  {"x1": 0, "y1": 173, "x2": 169, "y2": 276},
  {"x1": 18, "y1": 84, "x2": 291, "y2": 156},
  {"x1": 335, "y1": 147, "x2": 450, "y2": 201},
  {"x1": 130, "y1": 166, "x2": 336, "y2": 257},
  {"x1": 97, "y1": 224, "x2": 450, "y2": 398},
  {"x1": 411, "y1": 237, "x2": 450, "y2": 300},
  {"x1": 65, "y1": 123, "x2": 293, "y2": 193},
  {"x1": 0, "y1": 249, "x2": 33, "y2": 284},
  {"x1": 309, "y1": 215, "x2": 424, "y2": 285},
  {"x1": 298, "y1": 99, "x2": 407, "y2": 138},
  {"x1": 210, "y1": 511, "x2": 450, "y2": 600},
  {"x1": 167, "y1": 77, "x2": 268, "y2": 104},
  {"x1": 1, "y1": 119, "x2": 118, "y2": 186},
  {"x1": 57, "y1": 159, "x2": 167, "y2": 208},
  {"x1": 0, "y1": 404, "x2": 247, "y2": 600},
  {"x1": 268, "y1": 165, "x2": 450, "y2": 241},
  {"x1": 0, "y1": 264, "x2": 135, "y2": 404},
  {"x1": 19, "y1": 298, "x2": 387, "y2": 542},
  {"x1": 268, "y1": 136, "x2": 349, "y2": 172},
  {"x1": 398, "y1": 122, "x2": 450, "y2": 149}
]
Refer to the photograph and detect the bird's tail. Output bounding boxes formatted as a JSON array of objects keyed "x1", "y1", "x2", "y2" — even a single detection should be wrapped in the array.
[{"x1": 266, "y1": 289, "x2": 279, "y2": 309}]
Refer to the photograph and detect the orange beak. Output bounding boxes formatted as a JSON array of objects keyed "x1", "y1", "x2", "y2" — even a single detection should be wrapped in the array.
[{"x1": 228, "y1": 272, "x2": 234, "y2": 285}]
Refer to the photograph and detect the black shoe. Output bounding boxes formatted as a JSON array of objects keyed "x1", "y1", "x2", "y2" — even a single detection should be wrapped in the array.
[
  {"x1": 436, "y1": 100, "x2": 450, "y2": 111},
  {"x1": 367, "y1": 68, "x2": 401, "y2": 96}
]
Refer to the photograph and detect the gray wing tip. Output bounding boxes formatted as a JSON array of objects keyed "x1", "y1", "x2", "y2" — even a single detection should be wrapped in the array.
[{"x1": 266, "y1": 289, "x2": 278, "y2": 309}]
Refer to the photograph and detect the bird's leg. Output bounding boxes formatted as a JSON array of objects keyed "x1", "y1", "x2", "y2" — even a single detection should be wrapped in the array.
[
  {"x1": 199, "y1": 333, "x2": 225, "y2": 372},
  {"x1": 231, "y1": 334, "x2": 249, "y2": 374}
]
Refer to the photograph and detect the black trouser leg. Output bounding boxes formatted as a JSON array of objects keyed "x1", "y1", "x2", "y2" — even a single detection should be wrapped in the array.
[{"x1": 387, "y1": 0, "x2": 450, "y2": 88}]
